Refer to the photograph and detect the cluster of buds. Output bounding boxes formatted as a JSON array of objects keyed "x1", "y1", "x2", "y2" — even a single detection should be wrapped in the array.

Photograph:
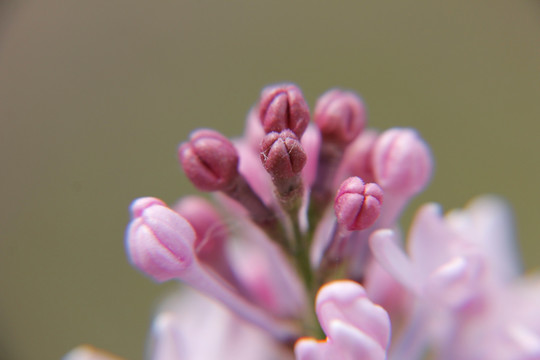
[{"x1": 65, "y1": 84, "x2": 540, "y2": 360}]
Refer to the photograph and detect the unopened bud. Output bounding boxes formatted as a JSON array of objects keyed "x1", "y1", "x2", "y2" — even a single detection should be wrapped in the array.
[
  {"x1": 126, "y1": 197, "x2": 196, "y2": 282},
  {"x1": 314, "y1": 89, "x2": 366, "y2": 145},
  {"x1": 372, "y1": 128, "x2": 432, "y2": 196},
  {"x1": 173, "y1": 196, "x2": 231, "y2": 279},
  {"x1": 260, "y1": 130, "x2": 307, "y2": 180},
  {"x1": 342, "y1": 129, "x2": 378, "y2": 184},
  {"x1": 259, "y1": 83, "x2": 310, "y2": 138},
  {"x1": 178, "y1": 129, "x2": 239, "y2": 191},
  {"x1": 334, "y1": 177, "x2": 383, "y2": 231}
]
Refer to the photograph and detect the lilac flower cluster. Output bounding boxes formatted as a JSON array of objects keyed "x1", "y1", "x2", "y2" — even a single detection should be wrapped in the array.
[{"x1": 65, "y1": 84, "x2": 540, "y2": 360}]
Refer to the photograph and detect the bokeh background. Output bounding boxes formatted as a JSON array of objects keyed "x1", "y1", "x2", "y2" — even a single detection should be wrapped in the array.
[{"x1": 1, "y1": 1, "x2": 539, "y2": 359}]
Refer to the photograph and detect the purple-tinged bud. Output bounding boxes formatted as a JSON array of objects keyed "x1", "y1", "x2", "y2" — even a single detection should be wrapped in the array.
[
  {"x1": 314, "y1": 89, "x2": 366, "y2": 145},
  {"x1": 334, "y1": 177, "x2": 383, "y2": 231},
  {"x1": 173, "y1": 196, "x2": 234, "y2": 283},
  {"x1": 372, "y1": 128, "x2": 432, "y2": 196},
  {"x1": 260, "y1": 130, "x2": 307, "y2": 180},
  {"x1": 178, "y1": 129, "x2": 239, "y2": 192},
  {"x1": 126, "y1": 197, "x2": 196, "y2": 282},
  {"x1": 342, "y1": 129, "x2": 378, "y2": 184},
  {"x1": 126, "y1": 198, "x2": 297, "y2": 340},
  {"x1": 173, "y1": 196, "x2": 226, "y2": 252},
  {"x1": 259, "y1": 83, "x2": 310, "y2": 138}
]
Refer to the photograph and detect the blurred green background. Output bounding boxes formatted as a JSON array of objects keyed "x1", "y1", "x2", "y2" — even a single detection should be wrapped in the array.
[{"x1": 1, "y1": 1, "x2": 539, "y2": 359}]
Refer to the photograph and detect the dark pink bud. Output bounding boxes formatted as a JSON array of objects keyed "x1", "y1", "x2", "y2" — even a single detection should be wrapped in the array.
[
  {"x1": 314, "y1": 89, "x2": 366, "y2": 145},
  {"x1": 259, "y1": 83, "x2": 310, "y2": 137},
  {"x1": 260, "y1": 130, "x2": 307, "y2": 179},
  {"x1": 372, "y1": 128, "x2": 432, "y2": 196},
  {"x1": 334, "y1": 177, "x2": 383, "y2": 231},
  {"x1": 178, "y1": 129, "x2": 239, "y2": 191}
]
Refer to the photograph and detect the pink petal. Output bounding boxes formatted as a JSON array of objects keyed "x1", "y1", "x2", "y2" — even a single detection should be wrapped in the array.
[{"x1": 370, "y1": 229, "x2": 419, "y2": 293}]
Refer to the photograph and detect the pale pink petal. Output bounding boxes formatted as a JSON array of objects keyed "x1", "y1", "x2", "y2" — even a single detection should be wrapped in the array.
[
  {"x1": 155, "y1": 290, "x2": 294, "y2": 360},
  {"x1": 370, "y1": 229, "x2": 420, "y2": 293},
  {"x1": 295, "y1": 281, "x2": 390, "y2": 360},
  {"x1": 407, "y1": 203, "x2": 459, "y2": 279},
  {"x1": 364, "y1": 259, "x2": 411, "y2": 318},
  {"x1": 445, "y1": 195, "x2": 521, "y2": 283},
  {"x1": 151, "y1": 313, "x2": 185, "y2": 360},
  {"x1": 425, "y1": 255, "x2": 485, "y2": 308},
  {"x1": 316, "y1": 281, "x2": 390, "y2": 347},
  {"x1": 328, "y1": 321, "x2": 387, "y2": 360}
]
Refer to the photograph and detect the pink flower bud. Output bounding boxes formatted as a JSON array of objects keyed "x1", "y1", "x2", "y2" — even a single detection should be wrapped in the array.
[
  {"x1": 314, "y1": 89, "x2": 366, "y2": 145},
  {"x1": 178, "y1": 129, "x2": 239, "y2": 192},
  {"x1": 126, "y1": 204, "x2": 297, "y2": 340},
  {"x1": 173, "y1": 196, "x2": 226, "y2": 250},
  {"x1": 173, "y1": 196, "x2": 235, "y2": 284},
  {"x1": 126, "y1": 197, "x2": 196, "y2": 282},
  {"x1": 372, "y1": 128, "x2": 432, "y2": 196},
  {"x1": 130, "y1": 197, "x2": 166, "y2": 218},
  {"x1": 334, "y1": 177, "x2": 383, "y2": 231},
  {"x1": 260, "y1": 130, "x2": 307, "y2": 179},
  {"x1": 342, "y1": 129, "x2": 378, "y2": 183},
  {"x1": 259, "y1": 83, "x2": 310, "y2": 137}
]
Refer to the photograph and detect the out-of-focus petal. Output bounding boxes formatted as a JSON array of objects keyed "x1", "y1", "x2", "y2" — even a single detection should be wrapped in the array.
[
  {"x1": 295, "y1": 281, "x2": 390, "y2": 360},
  {"x1": 370, "y1": 229, "x2": 419, "y2": 293},
  {"x1": 154, "y1": 289, "x2": 294, "y2": 360},
  {"x1": 407, "y1": 203, "x2": 456, "y2": 280},
  {"x1": 425, "y1": 255, "x2": 484, "y2": 308},
  {"x1": 316, "y1": 281, "x2": 389, "y2": 347},
  {"x1": 445, "y1": 195, "x2": 521, "y2": 283}
]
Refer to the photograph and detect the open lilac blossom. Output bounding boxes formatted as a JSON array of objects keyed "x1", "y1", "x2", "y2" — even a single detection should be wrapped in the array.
[
  {"x1": 66, "y1": 84, "x2": 540, "y2": 360},
  {"x1": 295, "y1": 280, "x2": 390, "y2": 360}
]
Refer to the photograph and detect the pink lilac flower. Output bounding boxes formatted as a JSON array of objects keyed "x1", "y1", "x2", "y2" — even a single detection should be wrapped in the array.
[{"x1": 65, "y1": 84, "x2": 540, "y2": 360}]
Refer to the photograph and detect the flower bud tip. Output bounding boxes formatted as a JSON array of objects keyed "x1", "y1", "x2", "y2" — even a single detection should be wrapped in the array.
[
  {"x1": 259, "y1": 83, "x2": 310, "y2": 138},
  {"x1": 334, "y1": 177, "x2": 383, "y2": 231},
  {"x1": 178, "y1": 129, "x2": 239, "y2": 192},
  {"x1": 126, "y1": 199, "x2": 196, "y2": 282},
  {"x1": 260, "y1": 130, "x2": 307, "y2": 179},
  {"x1": 314, "y1": 89, "x2": 366, "y2": 145},
  {"x1": 372, "y1": 128, "x2": 432, "y2": 196}
]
